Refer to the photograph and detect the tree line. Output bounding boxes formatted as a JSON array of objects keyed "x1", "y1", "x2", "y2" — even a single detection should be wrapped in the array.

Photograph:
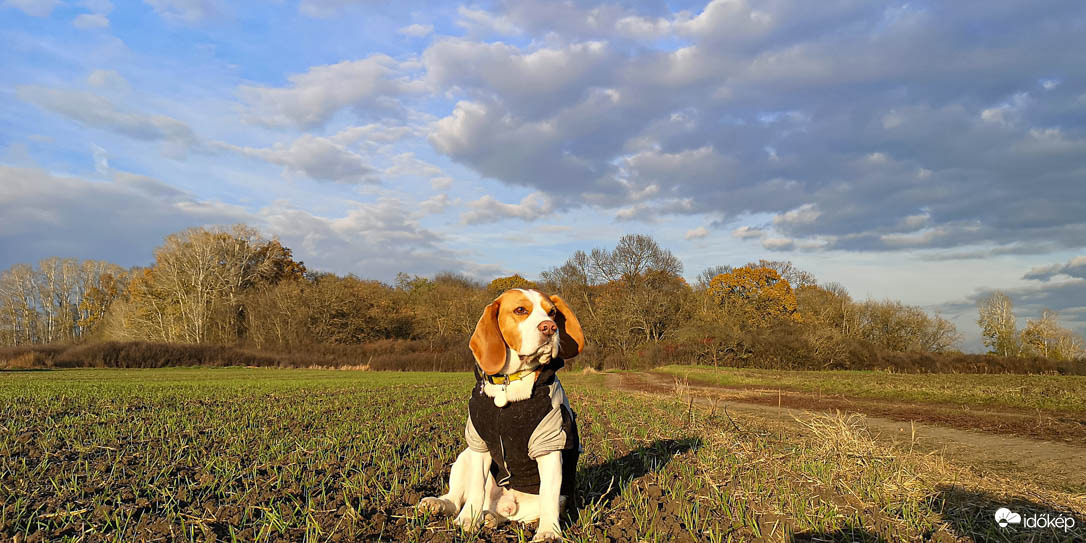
[
  {"x1": 2, "y1": 225, "x2": 1083, "y2": 371},
  {"x1": 977, "y1": 291, "x2": 1084, "y2": 360}
]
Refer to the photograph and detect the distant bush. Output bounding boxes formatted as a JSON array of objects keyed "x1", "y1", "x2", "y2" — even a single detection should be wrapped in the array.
[
  {"x1": 1, "y1": 338, "x2": 1081, "y2": 375},
  {"x1": 0, "y1": 338, "x2": 474, "y2": 372}
]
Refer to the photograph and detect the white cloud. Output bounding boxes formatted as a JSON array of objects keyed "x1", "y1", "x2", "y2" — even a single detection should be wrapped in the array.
[
  {"x1": 732, "y1": 226, "x2": 766, "y2": 239},
  {"x1": 262, "y1": 198, "x2": 468, "y2": 279},
  {"x1": 91, "y1": 144, "x2": 110, "y2": 174},
  {"x1": 384, "y1": 152, "x2": 443, "y2": 178},
  {"x1": 419, "y1": 193, "x2": 451, "y2": 215},
  {"x1": 423, "y1": 39, "x2": 611, "y2": 117},
  {"x1": 240, "y1": 55, "x2": 422, "y2": 129},
  {"x1": 144, "y1": 0, "x2": 220, "y2": 23},
  {"x1": 773, "y1": 203, "x2": 821, "y2": 226},
  {"x1": 216, "y1": 134, "x2": 377, "y2": 184},
  {"x1": 461, "y1": 192, "x2": 553, "y2": 224},
  {"x1": 685, "y1": 226, "x2": 709, "y2": 240},
  {"x1": 614, "y1": 15, "x2": 672, "y2": 40},
  {"x1": 456, "y1": 6, "x2": 521, "y2": 37},
  {"x1": 73, "y1": 13, "x2": 109, "y2": 28},
  {"x1": 328, "y1": 123, "x2": 416, "y2": 145},
  {"x1": 3, "y1": 0, "x2": 57, "y2": 17},
  {"x1": 87, "y1": 69, "x2": 128, "y2": 90},
  {"x1": 762, "y1": 237, "x2": 795, "y2": 250},
  {"x1": 398, "y1": 23, "x2": 434, "y2": 37}
]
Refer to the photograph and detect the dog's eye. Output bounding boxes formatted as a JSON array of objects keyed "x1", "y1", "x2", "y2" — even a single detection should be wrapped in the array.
[
  {"x1": 514, "y1": 307, "x2": 528, "y2": 315},
  {"x1": 547, "y1": 309, "x2": 556, "y2": 317}
]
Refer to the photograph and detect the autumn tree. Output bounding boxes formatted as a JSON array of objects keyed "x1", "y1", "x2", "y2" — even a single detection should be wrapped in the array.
[
  {"x1": 398, "y1": 272, "x2": 489, "y2": 341},
  {"x1": 708, "y1": 265, "x2": 800, "y2": 327},
  {"x1": 977, "y1": 291, "x2": 1020, "y2": 356},
  {"x1": 486, "y1": 274, "x2": 537, "y2": 295},
  {"x1": 105, "y1": 225, "x2": 305, "y2": 344},
  {"x1": 796, "y1": 283, "x2": 852, "y2": 330}
]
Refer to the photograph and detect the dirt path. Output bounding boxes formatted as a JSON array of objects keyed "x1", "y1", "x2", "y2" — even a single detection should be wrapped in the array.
[{"x1": 606, "y1": 372, "x2": 1086, "y2": 495}]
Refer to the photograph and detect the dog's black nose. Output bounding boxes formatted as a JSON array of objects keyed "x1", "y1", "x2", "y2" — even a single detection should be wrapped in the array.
[{"x1": 538, "y1": 320, "x2": 557, "y2": 337}]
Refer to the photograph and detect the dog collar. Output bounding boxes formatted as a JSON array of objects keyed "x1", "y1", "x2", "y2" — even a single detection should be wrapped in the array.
[{"x1": 484, "y1": 366, "x2": 540, "y2": 385}]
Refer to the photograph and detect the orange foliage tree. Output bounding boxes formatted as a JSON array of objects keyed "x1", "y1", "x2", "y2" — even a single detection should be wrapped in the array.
[
  {"x1": 708, "y1": 265, "x2": 800, "y2": 327},
  {"x1": 486, "y1": 274, "x2": 537, "y2": 295}
]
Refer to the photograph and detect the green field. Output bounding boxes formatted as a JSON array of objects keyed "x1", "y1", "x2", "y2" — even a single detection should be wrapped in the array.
[
  {"x1": 1, "y1": 368, "x2": 1083, "y2": 542},
  {"x1": 655, "y1": 365, "x2": 1086, "y2": 413}
]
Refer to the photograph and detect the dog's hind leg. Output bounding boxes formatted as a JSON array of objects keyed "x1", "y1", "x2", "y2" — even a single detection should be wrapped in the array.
[{"x1": 418, "y1": 448, "x2": 473, "y2": 516}]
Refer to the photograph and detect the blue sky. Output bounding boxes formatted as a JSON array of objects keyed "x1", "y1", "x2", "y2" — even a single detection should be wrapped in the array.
[{"x1": 2, "y1": 0, "x2": 1085, "y2": 350}]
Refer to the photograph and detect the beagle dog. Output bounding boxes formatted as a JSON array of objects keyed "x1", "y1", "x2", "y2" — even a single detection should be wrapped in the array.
[{"x1": 418, "y1": 289, "x2": 585, "y2": 542}]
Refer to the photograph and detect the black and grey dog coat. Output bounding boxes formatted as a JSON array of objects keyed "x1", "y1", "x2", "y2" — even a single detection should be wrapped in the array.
[{"x1": 465, "y1": 359, "x2": 580, "y2": 497}]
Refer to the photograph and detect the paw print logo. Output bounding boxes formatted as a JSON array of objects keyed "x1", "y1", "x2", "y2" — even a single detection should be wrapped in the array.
[{"x1": 995, "y1": 508, "x2": 1022, "y2": 528}]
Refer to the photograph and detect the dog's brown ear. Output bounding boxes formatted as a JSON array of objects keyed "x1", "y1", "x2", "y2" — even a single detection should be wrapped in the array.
[
  {"x1": 550, "y1": 295, "x2": 585, "y2": 359},
  {"x1": 470, "y1": 300, "x2": 507, "y2": 374}
]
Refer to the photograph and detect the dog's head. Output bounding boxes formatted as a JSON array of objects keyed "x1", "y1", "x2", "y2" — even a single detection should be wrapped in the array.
[{"x1": 469, "y1": 289, "x2": 585, "y2": 375}]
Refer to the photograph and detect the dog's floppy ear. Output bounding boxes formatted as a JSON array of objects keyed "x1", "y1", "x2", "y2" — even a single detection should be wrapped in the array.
[
  {"x1": 470, "y1": 299, "x2": 507, "y2": 375},
  {"x1": 550, "y1": 294, "x2": 585, "y2": 359}
]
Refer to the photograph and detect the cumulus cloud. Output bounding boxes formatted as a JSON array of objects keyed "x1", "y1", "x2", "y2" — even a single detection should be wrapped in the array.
[
  {"x1": 262, "y1": 198, "x2": 469, "y2": 279},
  {"x1": 461, "y1": 193, "x2": 553, "y2": 224},
  {"x1": 216, "y1": 134, "x2": 378, "y2": 184},
  {"x1": 398, "y1": 23, "x2": 433, "y2": 37},
  {"x1": 240, "y1": 55, "x2": 422, "y2": 129},
  {"x1": 761, "y1": 237, "x2": 795, "y2": 251},
  {"x1": 17, "y1": 86, "x2": 196, "y2": 155},
  {"x1": 421, "y1": 0, "x2": 1086, "y2": 255},
  {"x1": 456, "y1": 6, "x2": 521, "y2": 37},
  {"x1": 732, "y1": 226, "x2": 766, "y2": 239},
  {"x1": 685, "y1": 226, "x2": 709, "y2": 240},
  {"x1": 423, "y1": 39, "x2": 612, "y2": 119},
  {"x1": 418, "y1": 193, "x2": 451, "y2": 215}
]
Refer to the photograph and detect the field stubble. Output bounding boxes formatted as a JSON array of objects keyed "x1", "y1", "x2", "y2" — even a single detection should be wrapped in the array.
[{"x1": 0, "y1": 368, "x2": 1083, "y2": 542}]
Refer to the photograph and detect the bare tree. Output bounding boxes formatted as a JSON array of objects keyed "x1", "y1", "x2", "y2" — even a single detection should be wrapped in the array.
[
  {"x1": 753, "y1": 260, "x2": 817, "y2": 288},
  {"x1": 588, "y1": 234, "x2": 683, "y2": 285},
  {"x1": 1021, "y1": 310, "x2": 1085, "y2": 360},
  {"x1": 977, "y1": 291, "x2": 1019, "y2": 356},
  {"x1": 695, "y1": 265, "x2": 733, "y2": 290}
]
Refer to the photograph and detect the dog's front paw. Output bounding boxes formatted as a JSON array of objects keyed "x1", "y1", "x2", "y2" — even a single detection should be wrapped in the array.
[
  {"x1": 417, "y1": 497, "x2": 455, "y2": 516},
  {"x1": 454, "y1": 509, "x2": 483, "y2": 531},
  {"x1": 532, "y1": 528, "x2": 562, "y2": 542},
  {"x1": 483, "y1": 510, "x2": 507, "y2": 528}
]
